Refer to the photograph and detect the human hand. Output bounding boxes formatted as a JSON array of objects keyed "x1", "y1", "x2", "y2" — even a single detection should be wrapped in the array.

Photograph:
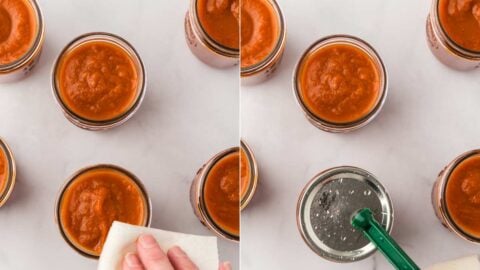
[{"x1": 122, "y1": 234, "x2": 232, "y2": 270}]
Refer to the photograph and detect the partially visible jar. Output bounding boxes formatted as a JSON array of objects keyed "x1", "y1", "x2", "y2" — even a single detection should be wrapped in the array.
[
  {"x1": 240, "y1": 0, "x2": 286, "y2": 85},
  {"x1": 426, "y1": 0, "x2": 480, "y2": 70},
  {"x1": 0, "y1": 0, "x2": 45, "y2": 83},
  {"x1": 293, "y1": 35, "x2": 388, "y2": 133},
  {"x1": 0, "y1": 138, "x2": 16, "y2": 207},
  {"x1": 184, "y1": 0, "x2": 239, "y2": 68},
  {"x1": 240, "y1": 140, "x2": 258, "y2": 210},
  {"x1": 432, "y1": 149, "x2": 480, "y2": 244},
  {"x1": 190, "y1": 147, "x2": 240, "y2": 242},
  {"x1": 52, "y1": 32, "x2": 146, "y2": 131}
]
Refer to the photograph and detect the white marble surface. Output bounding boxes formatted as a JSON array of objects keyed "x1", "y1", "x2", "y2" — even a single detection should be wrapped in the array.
[
  {"x1": 0, "y1": 0, "x2": 239, "y2": 269},
  {"x1": 241, "y1": 0, "x2": 480, "y2": 269}
]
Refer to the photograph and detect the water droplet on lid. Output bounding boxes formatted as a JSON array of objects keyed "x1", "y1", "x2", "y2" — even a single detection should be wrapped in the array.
[
  {"x1": 349, "y1": 190, "x2": 355, "y2": 194},
  {"x1": 363, "y1": 190, "x2": 371, "y2": 196},
  {"x1": 315, "y1": 213, "x2": 320, "y2": 217}
]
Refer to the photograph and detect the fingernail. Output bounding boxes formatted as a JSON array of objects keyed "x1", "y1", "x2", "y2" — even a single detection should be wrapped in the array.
[
  {"x1": 169, "y1": 245, "x2": 186, "y2": 256},
  {"x1": 125, "y1": 253, "x2": 142, "y2": 267},
  {"x1": 138, "y1": 234, "x2": 158, "y2": 249},
  {"x1": 223, "y1": 262, "x2": 231, "y2": 269}
]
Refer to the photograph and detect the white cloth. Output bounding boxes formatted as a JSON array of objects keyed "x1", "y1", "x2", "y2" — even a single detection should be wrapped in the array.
[
  {"x1": 98, "y1": 221, "x2": 219, "y2": 270},
  {"x1": 425, "y1": 255, "x2": 480, "y2": 270}
]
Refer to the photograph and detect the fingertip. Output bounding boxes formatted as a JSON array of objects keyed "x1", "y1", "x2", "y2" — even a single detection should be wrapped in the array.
[
  {"x1": 220, "y1": 261, "x2": 232, "y2": 270},
  {"x1": 122, "y1": 253, "x2": 144, "y2": 270}
]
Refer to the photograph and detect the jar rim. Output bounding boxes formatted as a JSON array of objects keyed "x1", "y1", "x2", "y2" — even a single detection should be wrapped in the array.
[
  {"x1": 240, "y1": 140, "x2": 258, "y2": 210},
  {"x1": 196, "y1": 147, "x2": 240, "y2": 242},
  {"x1": 0, "y1": 0, "x2": 45, "y2": 73},
  {"x1": 240, "y1": 0, "x2": 286, "y2": 76},
  {"x1": 189, "y1": 0, "x2": 239, "y2": 58},
  {"x1": 431, "y1": 0, "x2": 480, "y2": 59},
  {"x1": 54, "y1": 164, "x2": 153, "y2": 259},
  {"x1": 293, "y1": 34, "x2": 388, "y2": 133},
  {"x1": 51, "y1": 32, "x2": 147, "y2": 130},
  {"x1": 439, "y1": 150, "x2": 480, "y2": 243},
  {"x1": 0, "y1": 138, "x2": 16, "y2": 207}
]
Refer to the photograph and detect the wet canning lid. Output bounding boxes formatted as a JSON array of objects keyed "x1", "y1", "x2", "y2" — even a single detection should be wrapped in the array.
[{"x1": 297, "y1": 166, "x2": 393, "y2": 262}]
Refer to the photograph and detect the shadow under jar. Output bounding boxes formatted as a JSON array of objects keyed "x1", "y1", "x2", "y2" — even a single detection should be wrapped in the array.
[
  {"x1": 426, "y1": 0, "x2": 480, "y2": 70},
  {"x1": 190, "y1": 147, "x2": 240, "y2": 242},
  {"x1": 240, "y1": 140, "x2": 258, "y2": 210},
  {"x1": 52, "y1": 32, "x2": 146, "y2": 131},
  {"x1": 55, "y1": 164, "x2": 152, "y2": 259},
  {"x1": 293, "y1": 35, "x2": 388, "y2": 133},
  {"x1": 297, "y1": 166, "x2": 393, "y2": 262},
  {"x1": 184, "y1": 0, "x2": 239, "y2": 68},
  {"x1": 432, "y1": 150, "x2": 480, "y2": 243},
  {"x1": 0, "y1": 0, "x2": 45, "y2": 83},
  {"x1": 240, "y1": 0, "x2": 286, "y2": 85},
  {"x1": 0, "y1": 138, "x2": 16, "y2": 207}
]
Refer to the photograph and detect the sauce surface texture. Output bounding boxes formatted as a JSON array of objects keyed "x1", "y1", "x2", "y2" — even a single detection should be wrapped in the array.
[
  {"x1": 240, "y1": 148, "x2": 250, "y2": 200},
  {"x1": 446, "y1": 154, "x2": 480, "y2": 239},
  {"x1": 205, "y1": 151, "x2": 240, "y2": 236},
  {"x1": 0, "y1": 0, "x2": 37, "y2": 65},
  {"x1": 60, "y1": 167, "x2": 146, "y2": 255},
  {"x1": 0, "y1": 149, "x2": 7, "y2": 194},
  {"x1": 197, "y1": 0, "x2": 239, "y2": 50},
  {"x1": 299, "y1": 44, "x2": 380, "y2": 124},
  {"x1": 241, "y1": 0, "x2": 279, "y2": 68},
  {"x1": 439, "y1": 0, "x2": 480, "y2": 51},
  {"x1": 57, "y1": 41, "x2": 139, "y2": 121}
]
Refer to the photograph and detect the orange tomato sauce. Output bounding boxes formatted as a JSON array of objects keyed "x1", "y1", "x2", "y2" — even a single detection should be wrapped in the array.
[
  {"x1": 0, "y1": 149, "x2": 7, "y2": 194},
  {"x1": 57, "y1": 41, "x2": 139, "y2": 121},
  {"x1": 0, "y1": 0, "x2": 37, "y2": 65},
  {"x1": 439, "y1": 0, "x2": 480, "y2": 52},
  {"x1": 204, "y1": 151, "x2": 240, "y2": 236},
  {"x1": 446, "y1": 154, "x2": 480, "y2": 239},
  {"x1": 241, "y1": 0, "x2": 279, "y2": 68},
  {"x1": 298, "y1": 44, "x2": 380, "y2": 124},
  {"x1": 197, "y1": 0, "x2": 239, "y2": 50},
  {"x1": 60, "y1": 167, "x2": 146, "y2": 256},
  {"x1": 240, "y1": 148, "x2": 250, "y2": 200}
]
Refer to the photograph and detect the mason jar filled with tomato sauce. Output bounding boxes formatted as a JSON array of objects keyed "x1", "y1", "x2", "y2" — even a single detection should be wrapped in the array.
[
  {"x1": 293, "y1": 35, "x2": 388, "y2": 133},
  {"x1": 184, "y1": 0, "x2": 239, "y2": 68},
  {"x1": 427, "y1": 0, "x2": 480, "y2": 70},
  {"x1": 0, "y1": 0, "x2": 45, "y2": 82},
  {"x1": 240, "y1": 0, "x2": 286, "y2": 85},
  {"x1": 0, "y1": 138, "x2": 16, "y2": 207},
  {"x1": 52, "y1": 33, "x2": 146, "y2": 131},
  {"x1": 432, "y1": 149, "x2": 480, "y2": 243},
  {"x1": 240, "y1": 140, "x2": 258, "y2": 210},
  {"x1": 55, "y1": 164, "x2": 152, "y2": 258},
  {"x1": 190, "y1": 146, "x2": 240, "y2": 242}
]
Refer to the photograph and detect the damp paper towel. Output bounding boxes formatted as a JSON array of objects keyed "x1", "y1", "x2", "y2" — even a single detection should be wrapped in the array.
[
  {"x1": 98, "y1": 221, "x2": 219, "y2": 270},
  {"x1": 425, "y1": 255, "x2": 480, "y2": 270}
]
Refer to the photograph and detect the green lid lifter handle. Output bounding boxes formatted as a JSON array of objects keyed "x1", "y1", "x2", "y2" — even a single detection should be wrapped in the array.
[{"x1": 351, "y1": 208, "x2": 420, "y2": 270}]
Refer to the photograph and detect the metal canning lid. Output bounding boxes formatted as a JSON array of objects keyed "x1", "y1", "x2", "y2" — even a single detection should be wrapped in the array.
[
  {"x1": 189, "y1": 0, "x2": 239, "y2": 59},
  {"x1": 241, "y1": 0, "x2": 286, "y2": 77},
  {"x1": 431, "y1": 0, "x2": 480, "y2": 60},
  {"x1": 194, "y1": 147, "x2": 240, "y2": 242},
  {"x1": 0, "y1": 138, "x2": 16, "y2": 207},
  {"x1": 240, "y1": 140, "x2": 258, "y2": 210},
  {"x1": 0, "y1": 0, "x2": 45, "y2": 74},
  {"x1": 54, "y1": 164, "x2": 152, "y2": 259},
  {"x1": 51, "y1": 32, "x2": 147, "y2": 131},
  {"x1": 297, "y1": 166, "x2": 394, "y2": 262},
  {"x1": 436, "y1": 149, "x2": 480, "y2": 243},
  {"x1": 293, "y1": 35, "x2": 388, "y2": 133}
]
